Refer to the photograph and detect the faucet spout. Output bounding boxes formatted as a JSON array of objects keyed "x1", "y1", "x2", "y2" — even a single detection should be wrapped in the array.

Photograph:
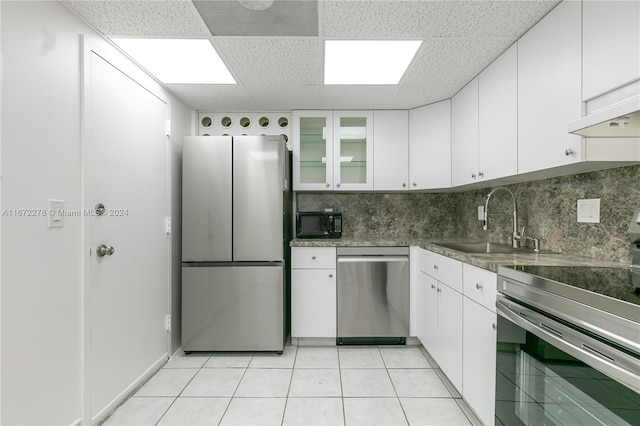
[{"x1": 482, "y1": 186, "x2": 520, "y2": 248}]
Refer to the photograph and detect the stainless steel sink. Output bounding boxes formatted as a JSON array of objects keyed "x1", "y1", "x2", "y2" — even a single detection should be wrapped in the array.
[{"x1": 435, "y1": 241, "x2": 559, "y2": 254}]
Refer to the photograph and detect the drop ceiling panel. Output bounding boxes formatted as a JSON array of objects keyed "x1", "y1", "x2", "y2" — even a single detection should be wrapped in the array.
[
  {"x1": 215, "y1": 37, "x2": 323, "y2": 85},
  {"x1": 166, "y1": 84, "x2": 256, "y2": 111},
  {"x1": 431, "y1": 1, "x2": 561, "y2": 37},
  {"x1": 402, "y1": 37, "x2": 514, "y2": 91},
  {"x1": 322, "y1": 1, "x2": 450, "y2": 38},
  {"x1": 246, "y1": 85, "x2": 324, "y2": 111},
  {"x1": 62, "y1": 0, "x2": 210, "y2": 36},
  {"x1": 193, "y1": 0, "x2": 318, "y2": 36},
  {"x1": 322, "y1": 86, "x2": 400, "y2": 110}
]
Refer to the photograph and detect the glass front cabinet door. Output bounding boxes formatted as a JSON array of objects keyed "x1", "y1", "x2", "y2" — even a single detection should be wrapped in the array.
[
  {"x1": 333, "y1": 111, "x2": 374, "y2": 191},
  {"x1": 293, "y1": 110, "x2": 373, "y2": 191},
  {"x1": 293, "y1": 111, "x2": 334, "y2": 190}
]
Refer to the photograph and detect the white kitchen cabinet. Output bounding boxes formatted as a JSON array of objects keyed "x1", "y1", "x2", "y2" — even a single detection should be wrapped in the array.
[
  {"x1": 418, "y1": 249, "x2": 463, "y2": 392},
  {"x1": 478, "y1": 44, "x2": 518, "y2": 181},
  {"x1": 333, "y1": 110, "x2": 374, "y2": 191},
  {"x1": 462, "y1": 263, "x2": 498, "y2": 313},
  {"x1": 517, "y1": 0, "x2": 582, "y2": 174},
  {"x1": 409, "y1": 100, "x2": 452, "y2": 190},
  {"x1": 293, "y1": 110, "x2": 373, "y2": 191},
  {"x1": 463, "y1": 296, "x2": 497, "y2": 426},
  {"x1": 452, "y1": 77, "x2": 479, "y2": 186},
  {"x1": 292, "y1": 110, "x2": 334, "y2": 191},
  {"x1": 373, "y1": 110, "x2": 409, "y2": 191},
  {"x1": 291, "y1": 247, "x2": 337, "y2": 338},
  {"x1": 582, "y1": 1, "x2": 640, "y2": 101},
  {"x1": 462, "y1": 263, "x2": 497, "y2": 426}
]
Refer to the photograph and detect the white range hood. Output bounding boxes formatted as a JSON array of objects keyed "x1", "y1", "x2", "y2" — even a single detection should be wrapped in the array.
[{"x1": 569, "y1": 81, "x2": 640, "y2": 138}]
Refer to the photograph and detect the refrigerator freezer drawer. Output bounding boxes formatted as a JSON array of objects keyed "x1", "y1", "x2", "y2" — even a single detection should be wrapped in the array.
[{"x1": 182, "y1": 265, "x2": 284, "y2": 352}]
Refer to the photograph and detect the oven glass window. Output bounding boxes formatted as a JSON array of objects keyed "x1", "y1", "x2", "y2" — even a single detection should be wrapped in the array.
[{"x1": 496, "y1": 318, "x2": 640, "y2": 426}]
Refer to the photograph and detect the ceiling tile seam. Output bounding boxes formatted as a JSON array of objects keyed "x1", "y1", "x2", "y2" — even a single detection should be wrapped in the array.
[{"x1": 208, "y1": 37, "x2": 259, "y2": 111}]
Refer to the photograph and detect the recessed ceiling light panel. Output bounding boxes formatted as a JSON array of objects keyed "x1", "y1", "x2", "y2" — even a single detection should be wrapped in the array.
[
  {"x1": 112, "y1": 38, "x2": 236, "y2": 84},
  {"x1": 324, "y1": 40, "x2": 422, "y2": 85}
]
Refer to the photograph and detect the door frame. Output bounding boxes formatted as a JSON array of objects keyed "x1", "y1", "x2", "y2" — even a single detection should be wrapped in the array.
[{"x1": 80, "y1": 35, "x2": 173, "y2": 425}]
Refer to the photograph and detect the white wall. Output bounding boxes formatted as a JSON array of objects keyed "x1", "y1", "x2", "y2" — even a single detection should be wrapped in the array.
[{"x1": 0, "y1": 1, "x2": 191, "y2": 424}]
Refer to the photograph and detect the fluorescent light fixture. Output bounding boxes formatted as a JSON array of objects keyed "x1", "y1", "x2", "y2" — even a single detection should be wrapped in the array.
[
  {"x1": 112, "y1": 38, "x2": 236, "y2": 84},
  {"x1": 324, "y1": 40, "x2": 422, "y2": 85}
]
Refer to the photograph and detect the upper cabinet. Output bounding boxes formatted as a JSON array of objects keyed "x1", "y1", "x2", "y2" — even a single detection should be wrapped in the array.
[
  {"x1": 333, "y1": 111, "x2": 374, "y2": 191},
  {"x1": 292, "y1": 110, "x2": 334, "y2": 191},
  {"x1": 478, "y1": 44, "x2": 518, "y2": 181},
  {"x1": 409, "y1": 100, "x2": 451, "y2": 190},
  {"x1": 293, "y1": 110, "x2": 373, "y2": 191},
  {"x1": 517, "y1": 1, "x2": 582, "y2": 174},
  {"x1": 582, "y1": 1, "x2": 640, "y2": 101},
  {"x1": 451, "y1": 77, "x2": 479, "y2": 187},
  {"x1": 373, "y1": 110, "x2": 409, "y2": 191}
]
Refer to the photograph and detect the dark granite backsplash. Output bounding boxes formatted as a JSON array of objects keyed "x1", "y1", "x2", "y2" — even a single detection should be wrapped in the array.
[{"x1": 296, "y1": 164, "x2": 640, "y2": 264}]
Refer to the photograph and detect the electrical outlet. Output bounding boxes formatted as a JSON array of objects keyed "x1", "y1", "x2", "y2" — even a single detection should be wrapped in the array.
[
  {"x1": 577, "y1": 198, "x2": 600, "y2": 223},
  {"x1": 477, "y1": 205, "x2": 485, "y2": 221}
]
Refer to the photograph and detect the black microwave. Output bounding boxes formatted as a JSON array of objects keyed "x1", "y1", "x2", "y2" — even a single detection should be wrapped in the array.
[{"x1": 296, "y1": 211, "x2": 342, "y2": 239}]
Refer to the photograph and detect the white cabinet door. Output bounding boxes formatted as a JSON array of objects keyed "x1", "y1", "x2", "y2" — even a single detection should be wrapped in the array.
[
  {"x1": 409, "y1": 100, "x2": 452, "y2": 190},
  {"x1": 463, "y1": 297, "x2": 497, "y2": 426},
  {"x1": 479, "y1": 44, "x2": 518, "y2": 181},
  {"x1": 437, "y1": 282, "x2": 463, "y2": 392},
  {"x1": 293, "y1": 111, "x2": 334, "y2": 190},
  {"x1": 462, "y1": 264, "x2": 497, "y2": 313},
  {"x1": 291, "y1": 269, "x2": 337, "y2": 338},
  {"x1": 333, "y1": 110, "x2": 374, "y2": 191},
  {"x1": 417, "y1": 272, "x2": 438, "y2": 352},
  {"x1": 583, "y1": 1, "x2": 640, "y2": 100},
  {"x1": 373, "y1": 110, "x2": 409, "y2": 191},
  {"x1": 452, "y1": 77, "x2": 480, "y2": 186},
  {"x1": 517, "y1": 0, "x2": 582, "y2": 174}
]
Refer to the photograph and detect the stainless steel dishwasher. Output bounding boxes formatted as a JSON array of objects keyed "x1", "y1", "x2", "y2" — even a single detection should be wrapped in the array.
[{"x1": 337, "y1": 247, "x2": 410, "y2": 344}]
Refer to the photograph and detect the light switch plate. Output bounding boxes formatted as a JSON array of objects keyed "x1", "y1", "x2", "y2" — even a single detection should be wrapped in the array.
[
  {"x1": 477, "y1": 205, "x2": 485, "y2": 221},
  {"x1": 48, "y1": 199, "x2": 64, "y2": 228},
  {"x1": 577, "y1": 198, "x2": 600, "y2": 223}
]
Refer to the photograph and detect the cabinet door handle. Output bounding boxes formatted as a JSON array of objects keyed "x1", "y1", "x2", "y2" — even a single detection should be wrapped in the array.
[
  {"x1": 337, "y1": 183, "x2": 341, "y2": 188},
  {"x1": 471, "y1": 173, "x2": 476, "y2": 179},
  {"x1": 430, "y1": 284, "x2": 436, "y2": 289},
  {"x1": 433, "y1": 264, "x2": 439, "y2": 270},
  {"x1": 326, "y1": 183, "x2": 330, "y2": 188},
  {"x1": 492, "y1": 323, "x2": 496, "y2": 330},
  {"x1": 565, "y1": 148, "x2": 573, "y2": 156},
  {"x1": 312, "y1": 256, "x2": 316, "y2": 260},
  {"x1": 412, "y1": 182, "x2": 417, "y2": 187},
  {"x1": 437, "y1": 287, "x2": 442, "y2": 293},
  {"x1": 329, "y1": 274, "x2": 333, "y2": 278},
  {"x1": 478, "y1": 171, "x2": 484, "y2": 178},
  {"x1": 402, "y1": 182, "x2": 407, "y2": 188},
  {"x1": 476, "y1": 283, "x2": 483, "y2": 290}
]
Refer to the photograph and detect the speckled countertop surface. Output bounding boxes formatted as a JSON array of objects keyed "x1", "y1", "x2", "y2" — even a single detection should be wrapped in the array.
[{"x1": 290, "y1": 237, "x2": 630, "y2": 272}]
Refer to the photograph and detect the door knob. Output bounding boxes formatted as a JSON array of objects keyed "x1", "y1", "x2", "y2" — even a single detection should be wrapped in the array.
[{"x1": 96, "y1": 244, "x2": 115, "y2": 257}]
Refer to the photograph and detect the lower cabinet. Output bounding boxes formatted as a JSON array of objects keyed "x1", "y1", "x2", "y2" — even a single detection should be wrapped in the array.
[
  {"x1": 417, "y1": 249, "x2": 463, "y2": 392},
  {"x1": 291, "y1": 247, "x2": 337, "y2": 338},
  {"x1": 463, "y1": 297, "x2": 496, "y2": 426}
]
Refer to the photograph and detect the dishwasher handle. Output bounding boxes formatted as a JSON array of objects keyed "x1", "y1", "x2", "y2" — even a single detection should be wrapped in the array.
[{"x1": 337, "y1": 256, "x2": 408, "y2": 263}]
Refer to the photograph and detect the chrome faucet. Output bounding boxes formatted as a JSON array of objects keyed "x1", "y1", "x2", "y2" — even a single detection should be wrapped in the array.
[{"x1": 483, "y1": 186, "x2": 522, "y2": 248}]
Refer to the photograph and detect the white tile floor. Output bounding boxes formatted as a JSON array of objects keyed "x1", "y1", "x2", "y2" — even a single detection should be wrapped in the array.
[{"x1": 103, "y1": 345, "x2": 479, "y2": 426}]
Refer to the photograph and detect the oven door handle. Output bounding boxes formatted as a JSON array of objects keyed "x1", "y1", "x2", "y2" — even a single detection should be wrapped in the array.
[{"x1": 496, "y1": 295, "x2": 640, "y2": 394}]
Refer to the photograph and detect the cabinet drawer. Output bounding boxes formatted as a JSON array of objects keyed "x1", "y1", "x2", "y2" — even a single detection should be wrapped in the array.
[
  {"x1": 463, "y1": 263, "x2": 497, "y2": 312},
  {"x1": 420, "y1": 250, "x2": 462, "y2": 292},
  {"x1": 291, "y1": 247, "x2": 336, "y2": 269}
]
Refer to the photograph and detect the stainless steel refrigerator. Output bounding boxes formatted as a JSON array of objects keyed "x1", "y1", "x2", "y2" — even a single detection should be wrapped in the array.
[{"x1": 181, "y1": 135, "x2": 291, "y2": 353}]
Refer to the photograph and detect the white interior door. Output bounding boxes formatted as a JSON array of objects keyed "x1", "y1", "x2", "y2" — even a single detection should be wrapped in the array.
[{"x1": 88, "y1": 51, "x2": 169, "y2": 418}]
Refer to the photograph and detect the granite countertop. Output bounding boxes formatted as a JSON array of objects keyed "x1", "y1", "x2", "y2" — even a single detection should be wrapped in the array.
[{"x1": 290, "y1": 237, "x2": 629, "y2": 272}]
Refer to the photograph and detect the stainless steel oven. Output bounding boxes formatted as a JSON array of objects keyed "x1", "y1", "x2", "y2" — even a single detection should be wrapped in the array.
[{"x1": 495, "y1": 265, "x2": 640, "y2": 426}]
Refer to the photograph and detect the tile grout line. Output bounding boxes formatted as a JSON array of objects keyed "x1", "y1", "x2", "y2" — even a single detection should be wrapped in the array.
[
  {"x1": 337, "y1": 346, "x2": 347, "y2": 426},
  {"x1": 216, "y1": 352, "x2": 255, "y2": 426},
  {"x1": 154, "y1": 353, "x2": 213, "y2": 426},
  {"x1": 380, "y1": 346, "x2": 411, "y2": 426},
  {"x1": 279, "y1": 345, "x2": 298, "y2": 426}
]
